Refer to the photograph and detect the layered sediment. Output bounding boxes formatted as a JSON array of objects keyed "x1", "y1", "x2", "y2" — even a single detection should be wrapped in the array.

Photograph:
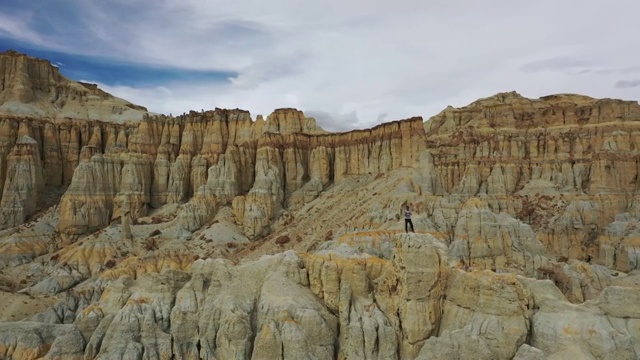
[
  {"x1": 424, "y1": 92, "x2": 640, "y2": 271},
  {"x1": 2, "y1": 50, "x2": 640, "y2": 359}
]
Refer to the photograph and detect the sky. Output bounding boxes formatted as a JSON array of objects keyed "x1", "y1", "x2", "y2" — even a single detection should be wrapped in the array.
[{"x1": 1, "y1": 0, "x2": 639, "y2": 131}]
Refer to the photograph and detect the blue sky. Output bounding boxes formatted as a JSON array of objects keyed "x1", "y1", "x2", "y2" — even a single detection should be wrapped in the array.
[
  {"x1": 1, "y1": 0, "x2": 640, "y2": 130},
  {"x1": 0, "y1": 37, "x2": 236, "y2": 87}
]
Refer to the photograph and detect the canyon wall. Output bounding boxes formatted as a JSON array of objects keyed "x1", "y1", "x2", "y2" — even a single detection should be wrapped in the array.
[
  {"x1": 2, "y1": 51, "x2": 640, "y2": 360},
  {"x1": 0, "y1": 108, "x2": 424, "y2": 239},
  {"x1": 0, "y1": 50, "x2": 147, "y2": 122},
  {"x1": 424, "y1": 92, "x2": 640, "y2": 272}
]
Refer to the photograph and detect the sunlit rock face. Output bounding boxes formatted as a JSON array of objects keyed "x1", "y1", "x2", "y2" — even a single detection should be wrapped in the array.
[
  {"x1": 424, "y1": 92, "x2": 640, "y2": 270},
  {"x1": 2, "y1": 50, "x2": 640, "y2": 359},
  {"x1": 0, "y1": 50, "x2": 148, "y2": 122},
  {"x1": 0, "y1": 135, "x2": 43, "y2": 229},
  {"x1": 1, "y1": 233, "x2": 638, "y2": 359}
]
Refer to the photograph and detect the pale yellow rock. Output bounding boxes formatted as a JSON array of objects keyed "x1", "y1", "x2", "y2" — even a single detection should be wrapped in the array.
[
  {"x1": 165, "y1": 154, "x2": 192, "y2": 204},
  {"x1": 0, "y1": 51, "x2": 148, "y2": 123},
  {"x1": 0, "y1": 136, "x2": 43, "y2": 229},
  {"x1": 57, "y1": 147, "x2": 121, "y2": 239},
  {"x1": 439, "y1": 270, "x2": 530, "y2": 359},
  {"x1": 304, "y1": 233, "x2": 448, "y2": 358},
  {"x1": 243, "y1": 147, "x2": 284, "y2": 238},
  {"x1": 111, "y1": 154, "x2": 153, "y2": 220},
  {"x1": 178, "y1": 187, "x2": 217, "y2": 232},
  {"x1": 426, "y1": 92, "x2": 640, "y2": 267},
  {"x1": 204, "y1": 147, "x2": 240, "y2": 204},
  {"x1": 449, "y1": 198, "x2": 547, "y2": 276},
  {"x1": 3, "y1": 66, "x2": 640, "y2": 360},
  {"x1": 150, "y1": 143, "x2": 177, "y2": 207},
  {"x1": 260, "y1": 108, "x2": 326, "y2": 135}
]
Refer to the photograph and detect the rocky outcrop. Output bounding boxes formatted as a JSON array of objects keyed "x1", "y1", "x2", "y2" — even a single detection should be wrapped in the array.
[
  {"x1": 448, "y1": 198, "x2": 548, "y2": 276},
  {"x1": 57, "y1": 146, "x2": 120, "y2": 239},
  {"x1": 4, "y1": 49, "x2": 640, "y2": 360},
  {"x1": 0, "y1": 136, "x2": 43, "y2": 229},
  {"x1": 49, "y1": 112, "x2": 424, "y2": 239},
  {"x1": 237, "y1": 118, "x2": 425, "y2": 237},
  {"x1": 305, "y1": 233, "x2": 449, "y2": 358},
  {"x1": 599, "y1": 211, "x2": 640, "y2": 272},
  {"x1": 0, "y1": 322, "x2": 85, "y2": 359},
  {"x1": 1, "y1": 233, "x2": 638, "y2": 359},
  {"x1": 425, "y1": 92, "x2": 640, "y2": 270},
  {"x1": 0, "y1": 52, "x2": 426, "y2": 236},
  {"x1": 0, "y1": 50, "x2": 148, "y2": 122},
  {"x1": 2, "y1": 89, "x2": 637, "y2": 260}
]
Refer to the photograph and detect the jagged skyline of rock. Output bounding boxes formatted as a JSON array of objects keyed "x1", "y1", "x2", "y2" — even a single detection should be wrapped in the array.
[
  {"x1": 1, "y1": 49, "x2": 640, "y2": 359},
  {"x1": 2, "y1": 0, "x2": 639, "y2": 132}
]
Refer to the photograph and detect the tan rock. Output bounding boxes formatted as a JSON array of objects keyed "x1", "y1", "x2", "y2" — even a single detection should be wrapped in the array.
[
  {"x1": 178, "y1": 187, "x2": 217, "y2": 232},
  {"x1": 260, "y1": 108, "x2": 326, "y2": 135},
  {"x1": 0, "y1": 119, "x2": 18, "y2": 200},
  {"x1": 449, "y1": 198, "x2": 547, "y2": 275},
  {"x1": 57, "y1": 147, "x2": 121, "y2": 239},
  {"x1": 243, "y1": 146, "x2": 284, "y2": 238},
  {"x1": 4, "y1": 75, "x2": 640, "y2": 360},
  {"x1": 42, "y1": 122, "x2": 63, "y2": 186},
  {"x1": 112, "y1": 154, "x2": 153, "y2": 220},
  {"x1": 150, "y1": 143, "x2": 177, "y2": 207},
  {"x1": 438, "y1": 270, "x2": 530, "y2": 359},
  {"x1": 204, "y1": 147, "x2": 241, "y2": 204},
  {"x1": 0, "y1": 322, "x2": 85, "y2": 359},
  {"x1": 0, "y1": 136, "x2": 43, "y2": 229},
  {"x1": 0, "y1": 50, "x2": 148, "y2": 123}
]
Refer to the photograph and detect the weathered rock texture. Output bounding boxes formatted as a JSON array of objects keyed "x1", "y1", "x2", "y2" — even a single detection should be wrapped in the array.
[
  {"x1": 0, "y1": 50, "x2": 148, "y2": 122},
  {"x1": 0, "y1": 105, "x2": 423, "y2": 236},
  {"x1": 1, "y1": 233, "x2": 638, "y2": 360},
  {"x1": 425, "y1": 92, "x2": 640, "y2": 272},
  {"x1": 0, "y1": 136, "x2": 43, "y2": 228},
  {"x1": 2, "y1": 50, "x2": 640, "y2": 360}
]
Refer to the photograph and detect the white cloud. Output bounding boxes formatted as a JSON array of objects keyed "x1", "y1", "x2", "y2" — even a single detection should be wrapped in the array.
[
  {"x1": 21, "y1": 0, "x2": 640, "y2": 130},
  {"x1": 615, "y1": 80, "x2": 640, "y2": 89},
  {"x1": 0, "y1": 12, "x2": 44, "y2": 45}
]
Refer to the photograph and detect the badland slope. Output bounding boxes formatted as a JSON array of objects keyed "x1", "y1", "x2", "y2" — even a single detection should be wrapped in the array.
[
  {"x1": 1, "y1": 50, "x2": 639, "y2": 359},
  {"x1": 0, "y1": 50, "x2": 147, "y2": 122}
]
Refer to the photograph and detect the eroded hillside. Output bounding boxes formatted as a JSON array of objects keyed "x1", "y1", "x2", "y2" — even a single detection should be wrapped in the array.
[{"x1": 1, "y1": 50, "x2": 639, "y2": 360}]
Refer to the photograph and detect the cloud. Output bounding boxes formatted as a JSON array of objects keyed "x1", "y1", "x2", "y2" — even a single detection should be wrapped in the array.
[
  {"x1": 520, "y1": 57, "x2": 593, "y2": 74},
  {"x1": 596, "y1": 67, "x2": 640, "y2": 75},
  {"x1": 2, "y1": 0, "x2": 640, "y2": 130},
  {"x1": 304, "y1": 110, "x2": 362, "y2": 132},
  {"x1": 0, "y1": 12, "x2": 43, "y2": 45},
  {"x1": 615, "y1": 80, "x2": 640, "y2": 89},
  {"x1": 0, "y1": 38, "x2": 237, "y2": 88}
]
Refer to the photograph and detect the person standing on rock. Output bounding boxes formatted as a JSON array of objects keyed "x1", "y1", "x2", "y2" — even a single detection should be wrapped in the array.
[{"x1": 404, "y1": 205, "x2": 415, "y2": 233}]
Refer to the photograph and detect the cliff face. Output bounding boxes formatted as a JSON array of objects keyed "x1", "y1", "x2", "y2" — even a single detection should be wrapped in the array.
[
  {"x1": 0, "y1": 104, "x2": 424, "y2": 241},
  {"x1": 0, "y1": 136, "x2": 43, "y2": 228},
  {"x1": 425, "y1": 92, "x2": 640, "y2": 271},
  {"x1": 52, "y1": 110, "x2": 423, "y2": 240},
  {"x1": 0, "y1": 50, "x2": 148, "y2": 123},
  {"x1": 1, "y1": 50, "x2": 640, "y2": 359}
]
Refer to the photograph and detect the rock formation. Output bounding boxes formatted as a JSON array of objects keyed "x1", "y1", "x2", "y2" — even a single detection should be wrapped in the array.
[
  {"x1": 0, "y1": 50, "x2": 148, "y2": 122},
  {"x1": 2, "y1": 233, "x2": 638, "y2": 359},
  {"x1": 0, "y1": 135, "x2": 43, "y2": 228},
  {"x1": 1, "y1": 50, "x2": 640, "y2": 359},
  {"x1": 424, "y1": 92, "x2": 640, "y2": 271}
]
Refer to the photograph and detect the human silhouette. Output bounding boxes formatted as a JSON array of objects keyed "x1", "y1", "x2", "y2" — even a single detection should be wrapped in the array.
[{"x1": 404, "y1": 205, "x2": 415, "y2": 233}]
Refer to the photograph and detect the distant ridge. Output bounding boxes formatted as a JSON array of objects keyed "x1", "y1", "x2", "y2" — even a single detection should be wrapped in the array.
[{"x1": 0, "y1": 50, "x2": 148, "y2": 123}]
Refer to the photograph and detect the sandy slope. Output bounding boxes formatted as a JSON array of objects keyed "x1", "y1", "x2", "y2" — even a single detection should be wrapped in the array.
[{"x1": 0, "y1": 291, "x2": 58, "y2": 321}]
